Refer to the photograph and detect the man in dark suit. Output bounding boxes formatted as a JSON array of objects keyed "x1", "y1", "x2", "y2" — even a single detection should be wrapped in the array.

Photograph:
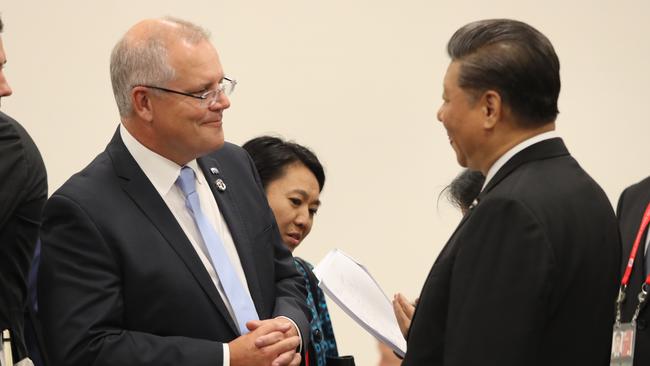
[
  {"x1": 0, "y1": 15, "x2": 48, "y2": 366},
  {"x1": 616, "y1": 177, "x2": 650, "y2": 365},
  {"x1": 38, "y1": 17, "x2": 308, "y2": 366},
  {"x1": 402, "y1": 19, "x2": 620, "y2": 365}
]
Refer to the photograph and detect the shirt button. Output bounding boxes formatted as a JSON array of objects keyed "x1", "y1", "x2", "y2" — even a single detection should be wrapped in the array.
[{"x1": 313, "y1": 328, "x2": 323, "y2": 342}]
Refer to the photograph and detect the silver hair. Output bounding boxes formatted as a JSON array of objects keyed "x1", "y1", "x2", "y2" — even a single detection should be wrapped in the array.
[{"x1": 110, "y1": 17, "x2": 211, "y2": 118}]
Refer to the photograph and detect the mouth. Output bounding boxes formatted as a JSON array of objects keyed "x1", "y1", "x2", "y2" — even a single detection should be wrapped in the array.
[
  {"x1": 285, "y1": 232, "x2": 302, "y2": 246},
  {"x1": 201, "y1": 119, "x2": 222, "y2": 128}
]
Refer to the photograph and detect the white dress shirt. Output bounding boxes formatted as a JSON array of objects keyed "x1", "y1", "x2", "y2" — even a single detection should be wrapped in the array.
[
  {"x1": 121, "y1": 125, "x2": 251, "y2": 365},
  {"x1": 482, "y1": 130, "x2": 559, "y2": 192}
]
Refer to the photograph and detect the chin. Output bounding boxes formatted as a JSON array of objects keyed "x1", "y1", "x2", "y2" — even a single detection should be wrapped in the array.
[
  {"x1": 455, "y1": 154, "x2": 468, "y2": 167},
  {"x1": 203, "y1": 134, "x2": 225, "y2": 152},
  {"x1": 283, "y1": 240, "x2": 300, "y2": 253}
]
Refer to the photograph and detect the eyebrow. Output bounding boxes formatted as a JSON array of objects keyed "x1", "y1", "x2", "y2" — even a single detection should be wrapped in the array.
[
  {"x1": 200, "y1": 75, "x2": 227, "y2": 90},
  {"x1": 186, "y1": 82, "x2": 211, "y2": 94}
]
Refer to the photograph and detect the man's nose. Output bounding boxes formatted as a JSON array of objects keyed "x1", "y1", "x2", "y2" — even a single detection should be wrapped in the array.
[
  {"x1": 210, "y1": 92, "x2": 230, "y2": 111},
  {"x1": 0, "y1": 71, "x2": 13, "y2": 98}
]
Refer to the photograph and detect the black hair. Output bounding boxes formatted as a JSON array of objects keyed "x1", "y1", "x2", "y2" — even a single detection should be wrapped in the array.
[
  {"x1": 445, "y1": 169, "x2": 485, "y2": 211},
  {"x1": 447, "y1": 19, "x2": 560, "y2": 126},
  {"x1": 242, "y1": 136, "x2": 325, "y2": 192}
]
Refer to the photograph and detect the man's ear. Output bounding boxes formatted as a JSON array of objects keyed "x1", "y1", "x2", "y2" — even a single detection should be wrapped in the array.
[
  {"x1": 131, "y1": 87, "x2": 154, "y2": 122},
  {"x1": 481, "y1": 90, "x2": 502, "y2": 130}
]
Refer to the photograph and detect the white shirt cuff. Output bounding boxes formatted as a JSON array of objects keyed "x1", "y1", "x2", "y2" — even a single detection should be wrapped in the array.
[{"x1": 222, "y1": 343, "x2": 229, "y2": 366}]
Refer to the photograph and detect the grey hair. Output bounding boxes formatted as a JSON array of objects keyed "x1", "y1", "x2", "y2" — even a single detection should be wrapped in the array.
[{"x1": 110, "y1": 17, "x2": 211, "y2": 118}]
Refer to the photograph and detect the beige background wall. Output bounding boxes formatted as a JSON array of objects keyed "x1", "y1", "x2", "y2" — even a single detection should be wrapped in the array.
[{"x1": 2, "y1": 1, "x2": 649, "y2": 364}]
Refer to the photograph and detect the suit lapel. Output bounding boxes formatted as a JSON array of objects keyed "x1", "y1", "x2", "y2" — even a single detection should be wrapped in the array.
[
  {"x1": 197, "y1": 156, "x2": 266, "y2": 316},
  {"x1": 106, "y1": 130, "x2": 239, "y2": 334}
]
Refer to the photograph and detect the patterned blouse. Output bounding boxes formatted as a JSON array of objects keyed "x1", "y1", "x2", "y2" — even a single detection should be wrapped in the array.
[{"x1": 294, "y1": 258, "x2": 339, "y2": 366}]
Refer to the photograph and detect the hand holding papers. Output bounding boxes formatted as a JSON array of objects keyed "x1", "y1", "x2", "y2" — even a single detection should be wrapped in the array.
[{"x1": 313, "y1": 249, "x2": 407, "y2": 357}]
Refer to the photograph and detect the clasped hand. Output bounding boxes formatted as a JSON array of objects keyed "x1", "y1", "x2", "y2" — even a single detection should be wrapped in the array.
[{"x1": 229, "y1": 317, "x2": 301, "y2": 366}]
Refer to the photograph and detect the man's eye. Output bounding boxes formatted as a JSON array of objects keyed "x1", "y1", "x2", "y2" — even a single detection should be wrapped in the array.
[{"x1": 309, "y1": 208, "x2": 318, "y2": 216}]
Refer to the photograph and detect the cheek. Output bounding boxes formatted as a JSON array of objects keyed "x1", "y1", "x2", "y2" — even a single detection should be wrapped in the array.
[
  {"x1": 269, "y1": 201, "x2": 291, "y2": 230},
  {"x1": 304, "y1": 219, "x2": 314, "y2": 236}
]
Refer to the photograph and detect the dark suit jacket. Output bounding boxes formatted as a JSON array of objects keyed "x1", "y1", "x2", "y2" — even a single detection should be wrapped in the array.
[
  {"x1": 403, "y1": 138, "x2": 620, "y2": 366},
  {"x1": 616, "y1": 176, "x2": 650, "y2": 366},
  {"x1": 0, "y1": 111, "x2": 47, "y2": 361},
  {"x1": 38, "y1": 129, "x2": 310, "y2": 366}
]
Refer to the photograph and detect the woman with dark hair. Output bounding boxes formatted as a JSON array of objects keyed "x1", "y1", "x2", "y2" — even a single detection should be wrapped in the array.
[
  {"x1": 444, "y1": 169, "x2": 485, "y2": 214},
  {"x1": 243, "y1": 136, "x2": 354, "y2": 366}
]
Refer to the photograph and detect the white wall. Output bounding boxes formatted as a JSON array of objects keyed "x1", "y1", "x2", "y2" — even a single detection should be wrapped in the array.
[{"x1": 2, "y1": 1, "x2": 649, "y2": 364}]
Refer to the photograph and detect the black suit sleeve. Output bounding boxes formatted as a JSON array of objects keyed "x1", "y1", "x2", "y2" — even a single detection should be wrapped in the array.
[
  {"x1": 242, "y1": 150, "x2": 311, "y2": 342},
  {"x1": 444, "y1": 198, "x2": 554, "y2": 365},
  {"x1": 0, "y1": 113, "x2": 47, "y2": 360},
  {"x1": 39, "y1": 194, "x2": 224, "y2": 366}
]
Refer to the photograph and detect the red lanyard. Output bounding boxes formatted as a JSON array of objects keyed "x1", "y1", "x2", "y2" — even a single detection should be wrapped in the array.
[{"x1": 621, "y1": 202, "x2": 650, "y2": 287}]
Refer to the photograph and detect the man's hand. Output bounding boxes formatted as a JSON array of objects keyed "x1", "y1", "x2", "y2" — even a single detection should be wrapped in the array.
[
  {"x1": 229, "y1": 318, "x2": 301, "y2": 366},
  {"x1": 393, "y1": 293, "x2": 416, "y2": 339},
  {"x1": 249, "y1": 318, "x2": 300, "y2": 366}
]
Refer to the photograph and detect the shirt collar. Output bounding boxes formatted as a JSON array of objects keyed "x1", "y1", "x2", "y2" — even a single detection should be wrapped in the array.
[
  {"x1": 120, "y1": 124, "x2": 203, "y2": 196},
  {"x1": 482, "y1": 130, "x2": 559, "y2": 191}
]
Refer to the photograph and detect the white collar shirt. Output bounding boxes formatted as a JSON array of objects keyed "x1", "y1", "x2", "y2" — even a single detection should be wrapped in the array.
[
  {"x1": 120, "y1": 124, "x2": 251, "y2": 364},
  {"x1": 482, "y1": 130, "x2": 560, "y2": 193}
]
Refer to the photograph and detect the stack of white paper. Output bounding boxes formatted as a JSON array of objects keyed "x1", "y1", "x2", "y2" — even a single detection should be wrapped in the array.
[{"x1": 313, "y1": 249, "x2": 406, "y2": 357}]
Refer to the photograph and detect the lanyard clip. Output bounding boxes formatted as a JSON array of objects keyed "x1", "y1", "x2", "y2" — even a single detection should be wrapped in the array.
[
  {"x1": 615, "y1": 285, "x2": 627, "y2": 326},
  {"x1": 632, "y1": 283, "x2": 649, "y2": 324},
  {"x1": 617, "y1": 285, "x2": 627, "y2": 305},
  {"x1": 640, "y1": 284, "x2": 649, "y2": 304}
]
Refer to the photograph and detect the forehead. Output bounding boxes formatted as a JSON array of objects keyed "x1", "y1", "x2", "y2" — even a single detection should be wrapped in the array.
[
  {"x1": 274, "y1": 163, "x2": 320, "y2": 194},
  {"x1": 167, "y1": 39, "x2": 222, "y2": 84},
  {"x1": 443, "y1": 61, "x2": 462, "y2": 91}
]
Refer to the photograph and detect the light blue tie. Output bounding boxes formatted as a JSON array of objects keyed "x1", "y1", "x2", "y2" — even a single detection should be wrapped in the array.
[{"x1": 176, "y1": 166, "x2": 259, "y2": 334}]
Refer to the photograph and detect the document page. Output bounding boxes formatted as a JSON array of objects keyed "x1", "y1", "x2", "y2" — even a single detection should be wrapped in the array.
[{"x1": 313, "y1": 249, "x2": 406, "y2": 357}]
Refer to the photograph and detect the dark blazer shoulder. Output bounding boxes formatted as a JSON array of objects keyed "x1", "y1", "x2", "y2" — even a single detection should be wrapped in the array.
[
  {"x1": 0, "y1": 111, "x2": 45, "y2": 167},
  {"x1": 0, "y1": 111, "x2": 47, "y2": 201},
  {"x1": 51, "y1": 150, "x2": 117, "y2": 203},
  {"x1": 617, "y1": 176, "x2": 650, "y2": 214}
]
